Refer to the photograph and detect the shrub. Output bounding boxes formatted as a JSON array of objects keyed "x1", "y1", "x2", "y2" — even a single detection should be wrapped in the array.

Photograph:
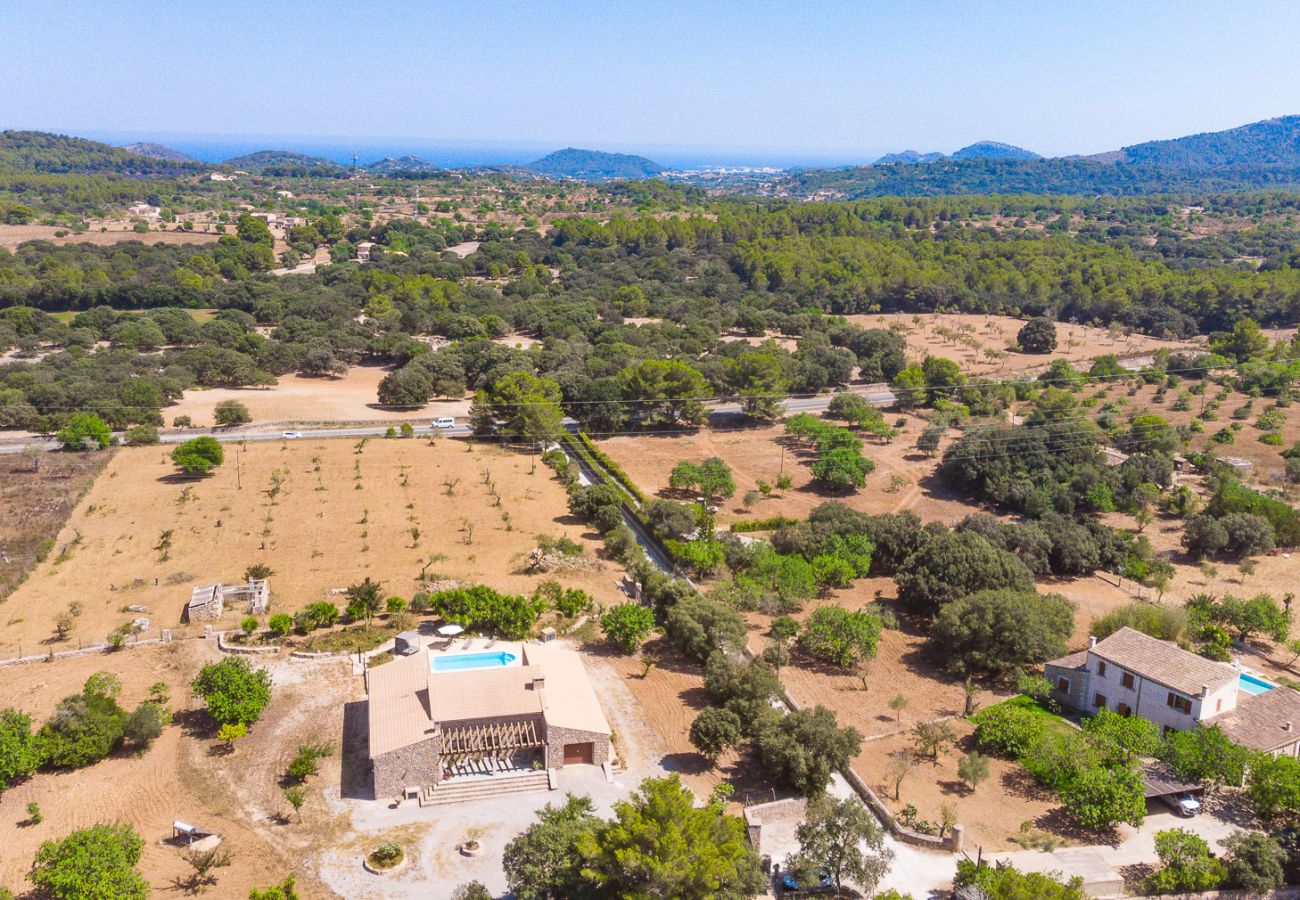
[
  {"x1": 971, "y1": 702, "x2": 1047, "y2": 758},
  {"x1": 171, "y1": 436, "x2": 224, "y2": 475},
  {"x1": 1223, "y1": 831, "x2": 1286, "y2": 892},
  {"x1": 600, "y1": 604, "x2": 655, "y2": 654},
  {"x1": 368, "y1": 840, "x2": 404, "y2": 869},
  {"x1": 30, "y1": 823, "x2": 148, "y2": 900},
  {"x1": 123, "y1": 424, "x2": 159, "y2": 446},
  {"x1": 1148, "y1": 828, "x2": 1227, "y2": 894},
  {"x1": 214, "y1": 399, "x2": 250, "y2": 426},
  {"x1": 755, "y1": 705, "x2": 862, "y2": 797},
  {"x1": 798, "y1": 606, "x2": 881, "y2": 668},
  {"x1": 689, "y1": 707, "x2": 744, "y2": 761},
  {"x1": 303, "y1": 602, "x2": 339, "y2": 629},
  {"x1": 267, "y1": 614, "x2": 293, "y2": 638},
  {"x1": 191, "y1": 657, "x2": 272, "y2": 728},
  {"x1": 286, "y1": 741, "x2": 333, "y2": 782},
  {"x1": 38, "y1": 675, "x2": 128, "y2": 769},
  {"x1": 123, "y1": 702, "x2": 168, "y2": 748},
  {"x1": 0, "y1": 709, "x2": 41, "y2": 793},
  {"x1": 664, "y1": 595, "x2": 747, "y2": 662},
  {"x1": 430, "y1": 585, "x2": 546, "y2": 640}
]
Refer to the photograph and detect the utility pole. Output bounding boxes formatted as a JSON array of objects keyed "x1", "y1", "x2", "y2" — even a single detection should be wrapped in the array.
[{"x1": 236, "y1": 447, "x2": 242, "y2": 490}]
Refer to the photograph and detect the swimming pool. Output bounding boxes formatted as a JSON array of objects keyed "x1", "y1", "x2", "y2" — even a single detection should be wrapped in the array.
[
  {"x1": 1239, "y1": 672, "x2": 1276, "y2": 695},
  {"x1": 430, "y1": 651, "x2": 517, "y2": 673}
]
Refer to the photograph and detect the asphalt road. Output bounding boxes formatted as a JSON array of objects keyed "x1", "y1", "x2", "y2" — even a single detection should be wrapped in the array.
[{"x1": 0, "y1": 385, "x2": 897, "y2": 454}]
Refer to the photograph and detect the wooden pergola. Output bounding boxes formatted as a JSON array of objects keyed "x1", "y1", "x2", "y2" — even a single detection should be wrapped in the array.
[{"x1": 441, "y1": 719, "x2": 543, "y2": 755}]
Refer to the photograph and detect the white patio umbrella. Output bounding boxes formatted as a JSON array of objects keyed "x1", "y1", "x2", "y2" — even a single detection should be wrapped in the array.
[{"x1": 437, "y1": 623, "x2": 465, "y2": 637}]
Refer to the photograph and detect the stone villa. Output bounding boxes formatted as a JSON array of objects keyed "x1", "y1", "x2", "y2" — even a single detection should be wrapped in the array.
[
  {"x1": 366, "y1": 641, "x2": 612, "y2": 800},
  {"x1": 1046, "y1": 626, "x2": 1300, "y2": 755}
]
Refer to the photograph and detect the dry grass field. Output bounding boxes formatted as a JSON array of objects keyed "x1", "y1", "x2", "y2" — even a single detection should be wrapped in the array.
[
  {"x1": 0, "y1": 640, "x2": 343, "y2": 898},
  {"x1": 603, "y1": 420, "x2": 979, "y2": 530},
  {"x1": 0, "y1": 437, "x2": 619, "y2": 658},
  {"x1": 0, "y1": 224, "x2": 223, "y2": 250},
  {"x1": 842, "y1": 313, "x2": 1202, "y2": 378},
  {"x1": 163, "y1": 365, "x2": 471, "y2": 427}
]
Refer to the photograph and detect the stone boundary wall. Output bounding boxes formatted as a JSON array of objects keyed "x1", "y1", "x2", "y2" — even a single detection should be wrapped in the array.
[
  {"x1": 215, "y1": 631, "x2": 279, "y2": 655},
  {"x1": 0, "y1": 633, "x2": 170, "y2": 668}
]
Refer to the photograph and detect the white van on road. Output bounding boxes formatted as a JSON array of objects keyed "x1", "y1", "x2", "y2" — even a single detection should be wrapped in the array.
[{"x1": 432, "y1": 417, "x2": 456, "y2": 429}]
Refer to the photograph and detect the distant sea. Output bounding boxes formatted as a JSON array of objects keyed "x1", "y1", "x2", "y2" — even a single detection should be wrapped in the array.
[{"x1": 77, "y1": 129, "x2": 880, "y2": 171}]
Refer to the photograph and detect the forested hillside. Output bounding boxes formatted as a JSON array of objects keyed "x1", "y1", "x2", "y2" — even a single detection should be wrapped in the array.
[
  {"x1": 0, "y1": 131, "x2": 205, "y2": 175},
  {"x1": 529, "y1": 148, "x2": 664, "y2": 181}
]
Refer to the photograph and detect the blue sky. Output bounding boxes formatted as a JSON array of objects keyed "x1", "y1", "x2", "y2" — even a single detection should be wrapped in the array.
[{"x1": 5, "y1": 0, "x2": 1300, "y2": 163}]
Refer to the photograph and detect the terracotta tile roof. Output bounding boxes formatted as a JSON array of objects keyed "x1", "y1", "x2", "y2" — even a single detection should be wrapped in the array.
[
  {"x1": 366, "y1": 643, "x2": 611, "y2": 758},
  {"x1": 1046, "y1": 650, "x2": 1088, "y2": 670},
  {"x1": 428, "y1": 665, "x2": 545, "y2": 723},
  {"x1": 523, "y1": 643, "x2": 612, "y2": 736},
  {"x1": 1208, "y1": 686, "x2": 1300, "y2": 752},
  {"x1": 366, "y1": 650, "x2": 435, "y2": 757},
  {"x1": 1091, "y1": 627, "x2": 1237, "y2": 697}
]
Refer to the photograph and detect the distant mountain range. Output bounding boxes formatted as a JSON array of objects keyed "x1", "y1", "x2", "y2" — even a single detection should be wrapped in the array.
[
  {"x1": 782, "y1": 115, "x2": 1300, "y2": 198},
  {"x1": 526, "y1": 148, "x2": 663, "y2": 181},
  {"x1": 122, "y1": 142, "x2": 197, "y2": 163},
  {"x1": 876, "y1": 141, "x2": 1040, "y2": 165},
  {"x1": 6, "y1": 115, "x2": 1300, "y2": 195}
]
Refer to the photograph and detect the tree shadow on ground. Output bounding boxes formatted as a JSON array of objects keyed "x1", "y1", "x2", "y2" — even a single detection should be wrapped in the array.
[
  {"x1": 1032, "y1": 805, "x2": 1121, "y2": 847},
  {"x1": 340, "y1": 700, "x2": 374, "y2": 800},
  {"x1": 172, "y1": 707, "x2": 216, "y2": 741},
  {"x1": 999, "y1": 767, "x2": 1056, "y2": 804},
  {"x1": 661, "y1": 752, "x2": 713, "y2": 777},
  {"x1": 1201, "y1": 788, "x2": 1257, "y2": 828}
]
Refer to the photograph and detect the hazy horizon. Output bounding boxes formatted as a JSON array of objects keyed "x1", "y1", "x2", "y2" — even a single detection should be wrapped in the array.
[{"x1": 6, "y1": 0, "x2": 1300, "y2": 162}]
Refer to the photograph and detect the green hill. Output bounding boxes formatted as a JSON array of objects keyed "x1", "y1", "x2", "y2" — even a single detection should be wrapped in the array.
[
  {"x1": 528, "y1": 147, "x2": 664, "y2": 181},
  {"x1": 365, "y1": 155, "x2": 442, "y2": 175},
  {"x1": 122, "y1": 142, "x2": 197, "y2": 163},
  {"x1": 951, "y1": 141, "x2": 1040, "y2": 161},
  {"x1": 223, "y1": 150, "x2": 344, "y2": 176},
  {"x1": 1105, "y1": 115, "x2": 1300, "y2": 168},
  {"x1": 0, "y1": 131, "x2": 204, "y2": 175}
]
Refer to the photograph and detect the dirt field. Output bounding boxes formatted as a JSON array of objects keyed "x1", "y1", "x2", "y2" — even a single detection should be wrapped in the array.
[
  {"x1": 842, "y1": 313, "x2": 1202, "y2": 377},
  {"x1": 0, "y1": 640, "x2": 341, "y2": 898},
  {"x1": 589, "y1": 635, "x2": 788, "y2": 810},
  {"x1": 603, "y1": 420, "x2": 978, "y2": 529},
  {"x1": 0, "y1": 438, "x2": 620, "y2": 658},
  {"x1": 0, "y1": 450, "x2": 112, "y2": 604},
  {"x1": 163, "y1": 364, "x2": 471, "y2": 427},
  {"x1": 0, "y1": 224, "x2": 223, "y2": 250}
]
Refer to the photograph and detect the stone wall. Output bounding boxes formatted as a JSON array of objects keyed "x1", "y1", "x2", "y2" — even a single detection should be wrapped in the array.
[
  {"x1": 543, "y1": 724, "x2": 611, "y2": 769},
  {"x1": 372, "y1": 737, "x2": 440, "y2": 800}
]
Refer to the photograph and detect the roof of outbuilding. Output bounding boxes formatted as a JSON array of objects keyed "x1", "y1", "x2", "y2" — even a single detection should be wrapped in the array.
[{"x1": 1208, "y1": 686, "x2": 1300, "y2": 752}]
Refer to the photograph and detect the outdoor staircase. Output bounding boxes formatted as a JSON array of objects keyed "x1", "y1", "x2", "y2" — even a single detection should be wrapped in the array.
[{"x1": 419, "y1": 771, "x2": 551, "y2": 807}]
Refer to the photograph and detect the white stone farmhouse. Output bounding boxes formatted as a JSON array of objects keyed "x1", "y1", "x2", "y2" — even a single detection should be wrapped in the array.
[{"x1": 1046, "y1": 626, "x2": 1300, "y2": 755}]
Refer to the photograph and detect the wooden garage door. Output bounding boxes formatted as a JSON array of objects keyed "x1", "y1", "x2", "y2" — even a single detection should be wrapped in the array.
[{"x1": 563, "y1": 742, "x2": 593, "y2": 765}]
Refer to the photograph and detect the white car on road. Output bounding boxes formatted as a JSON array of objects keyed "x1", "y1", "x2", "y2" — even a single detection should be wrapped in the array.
[
  {"x1": 432, "y1": 417, "x2": 456, "y2": 429},
  {"x1": 281, "y1": 430, "x2": 301, "y2": 439}
]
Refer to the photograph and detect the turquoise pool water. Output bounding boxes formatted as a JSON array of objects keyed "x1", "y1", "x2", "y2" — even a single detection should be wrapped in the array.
[
  {"x1": 1239, "y1": 672, "x2": 1276, "y2": 695},
  {"x1": 431, "y1": 651, "x2": 517, "y2": 673}
]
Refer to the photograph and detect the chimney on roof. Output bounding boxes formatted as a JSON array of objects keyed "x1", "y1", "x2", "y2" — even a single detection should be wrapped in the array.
[
  {"x1": 531, "y1": 674, "x2": 545, "y2": 691},
  {"x1": 1088, "y1": 635, "x2": 1097, "y2": 649},
  {"x1": 1201, "y1": 684, "x2": 1210, "y2": 698},
  {"x1": 1286, "y1": 722, "x2": 1294, "y2": 733}
]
